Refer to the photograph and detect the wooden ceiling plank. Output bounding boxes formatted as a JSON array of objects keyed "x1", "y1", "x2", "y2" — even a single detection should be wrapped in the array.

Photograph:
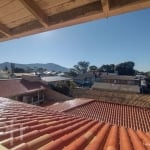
[
  {"x1": 1, "y1": 0, "x2": 150, "y2": 42},
  {"x1": 0, "y1": 11, "x2": 104, "y2": 42},
  {"x1": 34, "y1": 0, "x2": 71, "y2": 9},
  {"x1": 101, "y1": 0, "x2": 110, "y2": 18},
  {"x1": 19, "y1": 0, "x2": 49, "y2": 28},
  {"x1": 0, "y1": 23, "x2": 12, "y2": 37},
  {"x1": 44, "y1": 0, "x2": 98, "y2": 16},
  {"x1": 109, "y1": 0, "x2": 150, "y2": 17}
]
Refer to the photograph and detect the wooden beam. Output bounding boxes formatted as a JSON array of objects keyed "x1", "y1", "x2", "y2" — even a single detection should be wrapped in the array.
[
  {"x1": 109, "y1": 0, "x2": 150, "y2": 17},
  {"x1": 0, "y1": 1, "x2": 102, "y2": 42},
  {"x1": 0, "y1": 23, "x2": 12, "y2": 37},
  {"x1": 101, "y1": 0, "x2": 110, "y2": 18},
  {"x1": 1, "y1": 0, "x2": 150, "y2": 42},
  {"x1": 19, "y1": 0, "x2": 49, "y2": 28},
  {"x1": 7, "y1": 1, "x2": 101, "y2": 37},
  {"x1": 0, "y1": 12, "x2": 104, "y2": 42},
  {"x1": 48, "y1": 1, "x2": 101, "y2": 25}
]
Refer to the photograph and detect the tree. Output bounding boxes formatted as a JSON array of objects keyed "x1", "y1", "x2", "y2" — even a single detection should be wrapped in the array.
[
  {"x1": 115, "y1": 61, "x2": 135, "y2": 75},
  {"x1": 14, "y1": 67, "x2": 25, "y2": 73},
  {"x1": 76, "y1": 61, "x2": 90, "y2": 74},
  {"x1": 109, "y1": 64, "x2": 115, "y2": 73},
  {"x1": 89, "y1": 65, "x2": 98, "y2": 72},
  {"x1": 67, "y1": 69, "x2": 78, "y2": 77},
  {"x1": 99, "y1": 64, "x2": 115, "y2": 74},
  {"x1": 37, "y1": 67, "x2": 46, "y2": 73},
  {"x1": 26, "y1": 67, "x2": 34, "y2": 73},
  {"x1": 69, "y1": 61, "x2": 90, "y2": 77},
  {"x1": 89, "y1": 65, "x2": 98, "y2": 78}
]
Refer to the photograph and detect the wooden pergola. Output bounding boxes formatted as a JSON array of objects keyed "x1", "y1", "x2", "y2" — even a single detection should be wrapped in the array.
[{"x1": 0, "y1": 0, "x2": 150, "y2": 42}]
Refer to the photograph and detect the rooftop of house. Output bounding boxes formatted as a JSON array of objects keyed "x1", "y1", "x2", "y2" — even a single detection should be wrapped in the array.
[
  {"x1": 13, "y1": 73, "x2": 35, "y2": 77},
  {"x1": 65, "y1": 100, "x2": 150, "y2": 132},
  {"x1": 71, "y1": 88, "x2": 150, "y2": 108},
  {"x1": 0, "y1": 0, "x2": 150, "y2": 42},
  {"x1": 0, "y1": 79, "x2": 45, "y2": 97},
  {"x1": 42, "y1": 98, "x2": 150, "y2": 132},
  {"x1": 44, "y1": 98, "x2": 95, "y2": 112},
  {"x1": 41, "y1": 76, "x2": 72, "y2": 83},
  {"x1": 0, "y1": 97, "x2": 149, "y2": 150}
]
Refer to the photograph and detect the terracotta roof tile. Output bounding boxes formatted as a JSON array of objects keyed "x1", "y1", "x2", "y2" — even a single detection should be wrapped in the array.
[
  {"x1": 0, "y1": 79, "x2": 45, "y2": 97},
  {"x1": 0, "y1": 97, "x2": 149, "y2": 150},
  {"x1": 128, "y1": 129, "x2": 147, "y2": 150},
  {"x1": 104, "y1": 125, "x2": 119, "y2": 150},
  {"x1": 44, "y1": 98, "x2": 95, "y2": 112},
  {"x1": 119, "y1": 127, "x2": 133, "y2": 150},
  {"x1": 65, "y1": 100, "x2": 150, "y2": 132}
]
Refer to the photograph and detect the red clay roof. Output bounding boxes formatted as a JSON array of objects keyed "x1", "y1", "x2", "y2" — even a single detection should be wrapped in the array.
[
  {"x1": 0, "y1": 97, "x2": 149, "y2": 150},
  {"x1": 65, "y1": 100, "x2": 150, "y2": 132},
  {"x1": 44, "y1": 98, "x2": 95, "y2": 112},
  {"x1": 0, "y1": 79, "x2": 45, "y2": 97}
]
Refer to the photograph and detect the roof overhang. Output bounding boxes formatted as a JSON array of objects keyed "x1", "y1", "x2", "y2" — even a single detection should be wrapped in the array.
[
  {"x1": 0, "y1": 0, "x2": 150, "y2": 42},
  {"x1": 8, "y1": 87, "x2": 46, "y2": 98}
]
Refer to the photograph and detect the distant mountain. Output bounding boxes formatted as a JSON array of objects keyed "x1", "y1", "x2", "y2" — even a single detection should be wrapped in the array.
[{"x1": 0, "y1": 62, "x2": 69, "y2": 72}]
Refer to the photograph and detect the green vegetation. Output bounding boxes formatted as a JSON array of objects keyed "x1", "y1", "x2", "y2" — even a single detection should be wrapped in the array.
[
  {"x1": 14, "y1": 67, "x2": 26, "y2": 73},
  {"x1": 68, "y1": 61, "x2": 90, "y2": 77},
  {"x1": 115, "y1": 61, "x2": 135, "y2": 75},
  {"x1": 68, "y1": 61, "x2": 138, "y2": 77},
  {"x1": 99, "y1": 64, "x2": 115, "y2": 74},
  {"x1": 89, "y1": 65, "x2": 98, "y2": 72}
]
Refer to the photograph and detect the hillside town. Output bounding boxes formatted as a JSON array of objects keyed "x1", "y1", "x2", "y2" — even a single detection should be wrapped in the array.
[{"x1": 0, "y1": 61, "x2": 150, "y2": 108}]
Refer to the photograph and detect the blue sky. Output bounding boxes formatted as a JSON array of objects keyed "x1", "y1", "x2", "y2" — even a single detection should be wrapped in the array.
[{"x1": 0, "y1": 8, "x2": 150, "y2": 72}]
